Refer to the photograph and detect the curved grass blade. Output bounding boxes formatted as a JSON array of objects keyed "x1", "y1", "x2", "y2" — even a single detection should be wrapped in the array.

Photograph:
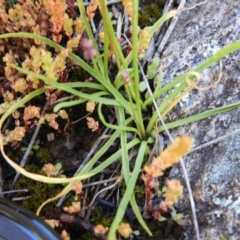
[
  {"x1": 146, "y1": 80, "x2": 186, "y2": 132},
  {"x1": 98, "y1": 103, "x2": 140, "y2": 135},
  {"x1": 144, "y1": 40, "x2": 240, "y2": 108},
  {"x1": 53, "y1": 91, "x2": 110, "y2": 112}
]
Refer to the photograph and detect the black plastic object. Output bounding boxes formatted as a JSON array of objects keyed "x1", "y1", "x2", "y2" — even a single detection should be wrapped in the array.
[{"x1": 0, "y1": 198, "x2": 61, "y2": 240}]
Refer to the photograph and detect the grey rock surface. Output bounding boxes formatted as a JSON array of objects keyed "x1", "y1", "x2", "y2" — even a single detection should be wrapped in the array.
[{"x1": 159, "y1": 0, "x2": 240, "y2": 239}]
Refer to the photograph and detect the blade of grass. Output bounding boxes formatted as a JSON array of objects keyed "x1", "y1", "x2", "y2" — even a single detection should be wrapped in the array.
[
  {"x1": 118, "y1": 106, "x2": 152, "y2": 235},
  {"x1": 53, "y1": 91, "x2": 110, "y2": 112},
  {"x1": 118, "y1": 107, "x2": 130, "y2": 182},
  {"x1": 0, "y1": 88, "x2": 44, "y2": 133},
  {"x1": 131, "y1": 0, "x2": 145, "y2": 139},
  {"x1": 12, "y1": 65, "x2": 120, "y2": 107},
  {"x1": 108, "y1": 141, "x2": 148, "y2": 239},
  {"x1": 79, "y1": 117, "x2": 134, "y2": 175},
  {"x1": 130, "y1": 194, "x2": 152, "y2": 236},
  {"x1": 98, "y1": 0, "x2": 127, "y2": 69},
  {"x1": 87, "y1": 138, "x2": 140, "y2": 177},
  {"x1": 76, "y1": 0, "x2": 104, "y2": 74},
  {"x1": 61, "y1": 82, "x2": 107, "y2": 90},
  {"x1": 157, "y1": 101, "x2": 240, "y2": 133},
  {"x1": 146, "y1": 80, "x2": 186, "y2": 132}
]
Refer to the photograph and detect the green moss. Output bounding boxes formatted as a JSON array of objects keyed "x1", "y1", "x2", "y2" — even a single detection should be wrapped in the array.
[
  {"x1": 139, "y1": 0, "x2": 166, "y2": 28},
  {"x1": 134, "y1": 184, "x2": 145, "y2": 198},
  {"x1": 14, "y1": 164, "x2": 62, "y2": 213},
  {"x1": 90, "y1": 206, "x2": 113, "y2": 226},
  {"x1": 5, "y1": 150, "x2": 20, "y2": 163},
  {"x1": 120, "y1": 176, "x2": 145, "y2": 199},
  {"x1": 36, "y1": 147, "x2": 53, "y2": 163}
]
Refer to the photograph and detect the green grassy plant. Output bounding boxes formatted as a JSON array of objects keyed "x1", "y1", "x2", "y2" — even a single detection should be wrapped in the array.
[{"x1": 1, "y1": 0, "x2": 240, "y2": 239}]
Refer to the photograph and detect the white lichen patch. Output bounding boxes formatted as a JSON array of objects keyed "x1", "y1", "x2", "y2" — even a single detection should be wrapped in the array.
[
  {"x1": 179, "y1": 92, "x2": 191, "y2": 108},
  {"x1": 202, "y1": 40, "x2": 221, "y2": 58},
  {"x1": 214, "y1": 195, "x2": 233, "y2": 207}
]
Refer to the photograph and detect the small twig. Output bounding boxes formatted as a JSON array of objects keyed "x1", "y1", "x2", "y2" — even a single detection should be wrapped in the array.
[
  {"x1": 103, "y1": 164, "x2": 121, "y2": 202},
  {"x1": 154, "y1": 0, "x2": 174, "y2": 47},
  {"x1": 10, "y1": 123, "x2": 42, "y2": 190},
  {"x1": 63, "y1": 112, "x2": 91, "y2": 134},
  {"x1": 70, "y1": 112, "x2": 91, "y2": 125},
  {"x1": 155, "y1": 0, "x2": 186, "y2": 57},
  {"x1": 123, "y1": 11, "x2": 129, "y2": 34},
  {"x1": 52, "y1": 95, "x2": 75, "y2": 104},
  {"x1": 155, "y1": 0, "x2": 207, "y2": 57},
  {"x1": 0, "y1": 189, "x2": 28, "y2": 195},
  {"x1": 163, "y1": 0, "x2": 175, "y2": 15},
  {"x1": 80, "y1": 178, "x2": 90, "y2": 218},
  {"x1": 46, "y1": 210, "x2": 108, "y2": 240},
  {"x1": 116, "y1": 12, "x2": 123, "y2": 39},
  {"x1": 82, "y1": 175, "x2": 119, "y2": 188},
  {"x1": 75, "y1": 0, "x2": 121, "y2": 7},
  {"x1": 85, "y1": 174, "x2": 105, "y2": 221},
  {"x1": 12, "y1": 196, "x2": 32, "y2": 201},
  {"x1": 85, "y1": 174, "x2": 123, "y2": 209},
  {"x1": 2, "y1": 115, "x2": 13, "y2": 133}
]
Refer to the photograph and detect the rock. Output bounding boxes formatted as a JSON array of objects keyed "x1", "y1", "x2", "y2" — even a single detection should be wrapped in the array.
[{"x1": 158, "y1": 0, "x2": 240, "y2": 239}]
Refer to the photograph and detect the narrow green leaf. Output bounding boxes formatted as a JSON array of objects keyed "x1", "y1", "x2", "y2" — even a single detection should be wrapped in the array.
[
  {"x1": 108, "y1": 141, "x2": 148, "y2": 239},
  {"x1": 98, "y1": 103, "x2": 140, "y2": 135},
  {"x1": 157, "y1": 101, "x2": 240, "y2": 132}
]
